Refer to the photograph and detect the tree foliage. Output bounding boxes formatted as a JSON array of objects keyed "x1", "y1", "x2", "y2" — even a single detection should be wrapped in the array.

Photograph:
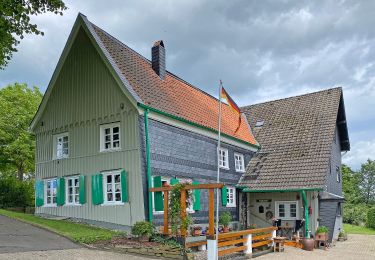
[
  {"x1": 0, "y1": 83, "x2": 42, "y2": 180},
  {"x1": 0, "y1": 174, "x2": 34, "y2": 208},
  {"x1": 0, "y1": 0, "x2": 67, "y2": 69},
  {"x1": 359, "y1": 159, "x2": 375, "y2": 204}
]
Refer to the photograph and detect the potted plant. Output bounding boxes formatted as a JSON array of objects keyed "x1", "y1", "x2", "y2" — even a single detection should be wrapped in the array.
[
  {"x1": 315, "y1": 226, "x2": 329, "y2": 241},
  {"x1": 338, "y1": 230, "x2": 347, "y2": 241},
  {"x1": 219, "y1": 212, "x2": 232, "y2": 233},
  {"x1": 192, "y1": 226, "x2": 202, "y2": 236},
  {"x1": 131, "y1": 221, "x2": 155, "y2": 242}
]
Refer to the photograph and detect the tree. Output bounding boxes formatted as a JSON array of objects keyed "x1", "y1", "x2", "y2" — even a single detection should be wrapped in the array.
[
  {"x1": 0, "y1": 83, "x2": 42, "y2": 180},
  {"x1": 359, "y1": 159, "x2": 375, "y2": 205},
  {"x1": 342, "y1": 164, "x2": 363, "y2": 204},
  {"x1": 0, "y1": 0, "x2": 66, "y2": 69}
]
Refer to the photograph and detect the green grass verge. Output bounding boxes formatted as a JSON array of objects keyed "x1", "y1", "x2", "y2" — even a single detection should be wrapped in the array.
[
  {"x1": 344, "y1": 223, "x2": 375, "y2": 235},
  {"x1": 0, "y1": 209, "x2": 122, "y2": 243}
]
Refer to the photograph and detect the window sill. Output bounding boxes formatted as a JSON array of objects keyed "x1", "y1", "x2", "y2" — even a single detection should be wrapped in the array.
[
  {"x1": 100, "y1": 148, "x2": 122, "y2": 153},
  {"x1": 101, "y1": 202, "x2": 125, "y2": 206},
  {"x1": 226, "y1": 205, "x2": 236, "y2": 208},
  {"x1": 43, "y1": 204, "x2": 57, "y2": 208},
  {"x1": 64, "y1": 203, "x2": 81, "y2": 207},
  {"x1": 219, "y1": 166, "x2": 230, "y2": 170},
  {"x1": 53, "y1": 156, "x2": 69, "y2": 161},
  {"x1": 235, "y1": 169, "x2": 245, "y2": 173}
]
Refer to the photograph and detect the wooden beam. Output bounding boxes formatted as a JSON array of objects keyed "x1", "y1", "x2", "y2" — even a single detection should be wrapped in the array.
[
  {"x1": 218, "y1": 227, "x2": 277, "y2": 239},
  {"x1": 218, "y1": 245, "x2": 247, "y2": 256},
  {"x1": 163, "y1": 190, "x2": 169, "y2": 235},
  {"x1": 252, "y1": 240, "x2": 272, "y2": 248},
  {"x1": 180, "y1": 188, "x2": 187, "y2": 237},
  {"x1": 218, "y1": 238, "x2": 246, "y2": 247},
  {"x1": 207, "y1": 188, "x2": 215, "y2": 239},
  {"x1": 149, "y1": 183, "x2": 224, "y2": 192}
]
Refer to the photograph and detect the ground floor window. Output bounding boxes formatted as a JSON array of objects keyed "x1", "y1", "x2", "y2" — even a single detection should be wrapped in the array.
[
  {"x1": 66, "y1": 176, "x2": 79, "y2": 205},
  {"x1": 103, "y1": 170, "x2": 122, "y2": 204},
  {"x1": 226, "y1": 186, "x2": 236, "y2": 207},
  {"x1": 275, "y1": 201, "x2": 298, "y2": 220},
  {"x1": 45, "y1": 178, "x2": 57, "y2": 206}
]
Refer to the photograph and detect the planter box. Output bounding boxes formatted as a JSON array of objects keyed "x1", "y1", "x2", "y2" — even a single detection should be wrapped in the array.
[{"x1": 315, "y1": 233, "x2": 328, "y2": 241}]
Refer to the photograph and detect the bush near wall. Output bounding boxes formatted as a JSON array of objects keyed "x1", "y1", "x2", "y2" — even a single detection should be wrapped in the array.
[
  {"x1": 367, "y1": 208, "x2": 375, "y2": 229},
  {"x1": 0, "y1": 176, "x2": 34, "y2": 208}
]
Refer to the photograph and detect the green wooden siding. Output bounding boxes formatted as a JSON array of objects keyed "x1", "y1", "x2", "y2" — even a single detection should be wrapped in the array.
[{"x1": 34, "y1": 28, "x2": 144, "y2": 226}]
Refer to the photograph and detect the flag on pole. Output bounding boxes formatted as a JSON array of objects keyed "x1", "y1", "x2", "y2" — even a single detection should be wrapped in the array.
[{"x1": 220, "y1": 86, "x2": 242, "y2": 132}]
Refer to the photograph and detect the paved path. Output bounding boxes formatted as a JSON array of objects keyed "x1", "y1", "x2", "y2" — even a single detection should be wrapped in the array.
[
  {"x1": 257, "y1": 234, "x2": 375, "y2": 260},
  {"x1": 0, "y1": 215, "x2": 80, "y2": 254}
]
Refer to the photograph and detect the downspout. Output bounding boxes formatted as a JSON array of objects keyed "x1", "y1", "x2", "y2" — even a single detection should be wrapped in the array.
[
  {"x1": 144, "y1": 109, "x2": 153, "y2": 222},
  {"x1": 301, "y1": 190, "x2": 309, "y2": 238}
]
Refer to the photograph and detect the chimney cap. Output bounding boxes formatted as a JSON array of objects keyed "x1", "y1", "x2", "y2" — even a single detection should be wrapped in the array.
[{"x1": 153, "y1": 40, "x2": 164, "y2": 47}]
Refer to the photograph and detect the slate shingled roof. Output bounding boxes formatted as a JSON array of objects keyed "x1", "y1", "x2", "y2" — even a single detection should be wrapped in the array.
[
  {"x1": 89, "y1": 22, "x2": 257, "y2": 146},
  {"x1": 238, "y1": 87, "x2": 350, "y2": 190}
]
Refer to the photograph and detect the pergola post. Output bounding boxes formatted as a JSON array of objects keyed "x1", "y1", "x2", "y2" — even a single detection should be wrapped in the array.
[
  {"x1": 208, "y1": 188, "x2": 215, "y2": 238},
  {"x1": 163, "y1": 190, "x2": 169, "y2": 235},
  {"x1": 180, "y1": 188, "x2": 187, "y2": 237}
]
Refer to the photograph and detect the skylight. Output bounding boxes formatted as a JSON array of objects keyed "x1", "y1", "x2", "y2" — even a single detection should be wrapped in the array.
[{"x1": 255, "y1": 119, "x2": 264, "y2": 127}]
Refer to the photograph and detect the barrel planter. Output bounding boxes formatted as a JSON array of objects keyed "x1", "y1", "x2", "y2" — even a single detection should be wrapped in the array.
[{"x1": 301, "y1": 238, "x2": 314, "y2": 251}]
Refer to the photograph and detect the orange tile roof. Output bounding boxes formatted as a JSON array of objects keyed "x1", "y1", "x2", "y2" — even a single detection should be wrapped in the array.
[{"x1": 91, "y1": 23, "x2": 257, "y2": 146}]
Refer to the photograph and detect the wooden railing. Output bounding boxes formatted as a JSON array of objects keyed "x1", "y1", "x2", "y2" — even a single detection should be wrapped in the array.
[{"x1": 217, "y1": 226, "x2": 277, "y2": 257}]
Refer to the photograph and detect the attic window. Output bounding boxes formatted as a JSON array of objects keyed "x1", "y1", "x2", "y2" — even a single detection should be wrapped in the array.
[{"x1": 255, "y1": 120, "x2": 264, "y2": 127}]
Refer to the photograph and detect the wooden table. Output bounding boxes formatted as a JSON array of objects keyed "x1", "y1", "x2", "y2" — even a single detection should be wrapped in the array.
[{"x1": 273, "y1": 236, "x2": 287, "y2": 252}]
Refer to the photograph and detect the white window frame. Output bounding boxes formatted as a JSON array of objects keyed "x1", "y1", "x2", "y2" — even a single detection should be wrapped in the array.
[
  {"x1": 44, "y1": 178, "x2": 57, "y2": 207},
  {"x1": 336, "y1": 166, "x2": 341, "y2": 183},
  {"x1": 53, "y1": 132, "x2": 69, "y2": 160},
  {"x1": 100, "y1": 123, "x2": 121, "y2": 152},
  {"x1": 218, "y1": 148, "x2": 229, "y2": 169},
  {"x1": 65, "y1": 176, "x2": 80, "y2": 206},
  {"x1": 226, "y1": 186, "x2": 236, "y2": 207},
  {"x1": 234, "y1": 153, "x2": 245, "y2": 172},
  {"x1": 152, "y1": 177, "x2": 195, "y2": 214},
  {"x1": 275, "y1": 201, "x2": 299, "y2": 220},
  {"x1": 102, "y1": 170, "x2": 123, "y2": 205}
]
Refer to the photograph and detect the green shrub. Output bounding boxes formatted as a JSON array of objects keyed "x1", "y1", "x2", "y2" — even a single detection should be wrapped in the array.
[
  {"x1": 0, "y1": 176, "x2": 34, "y2": 208},
  {"x1": 219, "y1": 212, "x2": 232, "y2": 227},
  {"x1": 366, "y1": 208, "x2": 375, "y2": 229},
  {"x1": 131, "y1": 221, "x2": 154, "y2": 237},
  {"x1": 316, "y1": 226, "x2": 329, "y2": 234},
  {"x1": 343, "y1": 203, "x2": 368, "y2": 226}
]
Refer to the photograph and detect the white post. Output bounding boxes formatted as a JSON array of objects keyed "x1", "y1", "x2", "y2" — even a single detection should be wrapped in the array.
[
  {"x1": 198, "y1": 244, "x2": 207, "y2": 251},
  {"x1": 272, "y1": 230, "x2": 277, "y2": 248},
  {"x1": 207, "y1": 239, "x2": 218, "y2": 260},
  {"x1": 244, "y1": 234, "x2": 253, "y2": 256}
]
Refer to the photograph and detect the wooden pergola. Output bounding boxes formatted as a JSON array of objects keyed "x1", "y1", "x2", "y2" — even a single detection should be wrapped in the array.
[{"x1": 149, "y1": 183, "x2": 224, "y2": 238}]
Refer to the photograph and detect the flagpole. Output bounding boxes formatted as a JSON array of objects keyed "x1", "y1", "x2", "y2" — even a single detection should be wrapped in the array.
[{"x1": 215, "y1": 80, "x2": 223, "y2": 260}]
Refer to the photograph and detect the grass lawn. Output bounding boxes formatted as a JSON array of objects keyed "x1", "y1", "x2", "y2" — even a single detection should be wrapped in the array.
[
  {"x1": 344, "y1": 223, "x2": 375, "y2": 235},
  {"x1": 0, "y1": 209, "x2": 122, "y2": 243}
]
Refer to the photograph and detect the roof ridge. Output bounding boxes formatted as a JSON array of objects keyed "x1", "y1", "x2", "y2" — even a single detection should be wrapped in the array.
[
  {"x1": 90, "y1": 21, "x2": 222, "y2": 103},
  {"x1": 241, "y1": 87, "x2": 342, "y2": 109}
]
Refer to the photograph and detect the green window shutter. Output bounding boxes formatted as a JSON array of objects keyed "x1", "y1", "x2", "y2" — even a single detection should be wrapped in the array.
[
  {"x1": 192, "y1": 180, "x2": 201, "y2": 211},
  {"x1": 35, "y1": 180, "x2": 44, "y2": 207},
  {"x1": 92, "y1": 174, "x2": 103, "y2": 205},
  {"x1": 79, "y1": 175, "x2": 86, "y2": 204},
  {"x1": 121, "y1": 170, "x2": 128, "y2": 203},
  {"x1": 221, "y1": 186, "x2": 228, "y2": 206},
  {"x1": 56, "y1": 177, "x2": 65, "y2": 206},
  {"x1": 170, "y1": 177, "x2": 179, "y2": 185},
  {"x1": 154, "y1": 176, "x2": 163, "y2": 211}
]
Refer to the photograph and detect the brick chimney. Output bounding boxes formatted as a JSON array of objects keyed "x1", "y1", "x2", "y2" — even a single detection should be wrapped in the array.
[{"x1": 151, "y1": 40, "x2": 165, "y2": 79}]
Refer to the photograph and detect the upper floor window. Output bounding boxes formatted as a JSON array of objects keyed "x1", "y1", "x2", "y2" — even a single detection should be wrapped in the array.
[
  {"x1": 66, "y1": 176, "x2": 80, "y2": 205},
  {"x1": 226, "y1": 186, "x2": 236, "y2": 207},
  {"x1": 234, "y1": 153, "x2": 245, "y2": 172},
  {"x1": 275, "y1": 201, "x2": 298, "y2": 220},
  {"x1": 336, "y1": 166, "x2": 341, "y2": 182},
  {"x1": 54, "y1": 133, "x2": 69, "y2": 159},
  {"x1": 45, "y1": 178, "x2": 57, "y2": 206},
  {"x1": 219, "y1": 148, "x2": 229, "y2": 169},
  {"x1": 103, "y1": 170, "x2": 122, "y2": 204},
  {"x1": 100, "y1": 123, "x2": 121, "y2": 151}
]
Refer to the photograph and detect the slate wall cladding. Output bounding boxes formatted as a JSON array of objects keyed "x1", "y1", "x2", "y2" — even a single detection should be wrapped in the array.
[
  {"x1": 326, "y1": 126, "x2": 343, "y2": 196},
  {"x1": 139, "y1": 116, "x2": 254, "y2": 225},
  {"x1": 319, "y1": 200, "x2": 338, "y2": 242}
]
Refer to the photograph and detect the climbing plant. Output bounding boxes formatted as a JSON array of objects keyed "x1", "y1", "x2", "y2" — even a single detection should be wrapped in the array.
[{"x1": 169, "y1": 183, "x2": 193, "y2": 237}]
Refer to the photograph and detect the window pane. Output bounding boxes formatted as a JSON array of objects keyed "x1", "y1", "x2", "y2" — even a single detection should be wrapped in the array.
[
  {"x1": 113, "y1": 127, "x2": 119, "y2": 133},
  {"x1": 68, "y1": 179, "x2": 72, "y2": 186},
  {"x1": 105, "y1": 128, "x2": 110, "y2": 135},
  {"x1": 75, "y1": 187, "x2": 79, "y2": 195},
  {"x1": 114, "y1": 174, "x2": 120, "y2": 183},
  {"x1": 69, "y1": 195, "x2": 73, "y2": 203},
  {"x1": 113, "y1": 134, "x2": 119, "y2": 141},
  {"x1": 107, "y1": 175, "x2": 112, "y2": 183},
  {"x1": 75, "y1": 195, "x2": 79, "y2": 203},
  {"x1": 115, "y1": 183, "x2": 121, "y2": 192},
  {"x1": 107, "y1": 193, "x2": 113, "y2": 201},
  {"x1": 47, "y1": 197, "x2": 51, "y2": 204},
  {"x1": 105, "y1": 142, "x2": 111, "y2": 149},
  {"x1": 115, "y1": 192, "x2": 121, "y2": 201},
  {"x1": 107, "y1": 184, "x2": 112, "y2": 192},
  {"x1": 53, "y1": 196, "x2": 57, "y2": 203},
  {"x1": 279, "y1": 204, "x2": 285, "y2": 217},
  {"x1": 290, "y1": 204, "x2": 297, "y2": 217},
  {"x1": 113, "y1": 141, "x2": 120, "y2": 148},
  {"x1": 63, "y1": 136, "x2": 68, "y2": 142},
  {"x1": 105, "y1": 135, "x2": 111, "y2": 142},
  {"x1": 74, "y1": 178, "x2": 79, "y2": 186},
  {"x1": 69, "y1": 187, "x2": 73, "y2": 195}
]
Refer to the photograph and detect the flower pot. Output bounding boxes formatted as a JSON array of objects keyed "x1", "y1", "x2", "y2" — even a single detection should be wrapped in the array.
[
  {"x1": 315, "y1": 232, "x2": 328, "y2": 241},
  {"x1": 301, "y1": 238, "x2": 314, "y2": 251},
  {"x1": 138, "y1": 235, "x2": 150, "y2": 242},
  {"x1": 223, "y1": 226, "x2": 230, "y2": 233}
]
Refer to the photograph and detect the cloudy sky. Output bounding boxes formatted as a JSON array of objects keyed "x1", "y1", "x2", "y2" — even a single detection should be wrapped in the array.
[{"x1": 1, "y1": 0, "x2": 374, "y2": 170}]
